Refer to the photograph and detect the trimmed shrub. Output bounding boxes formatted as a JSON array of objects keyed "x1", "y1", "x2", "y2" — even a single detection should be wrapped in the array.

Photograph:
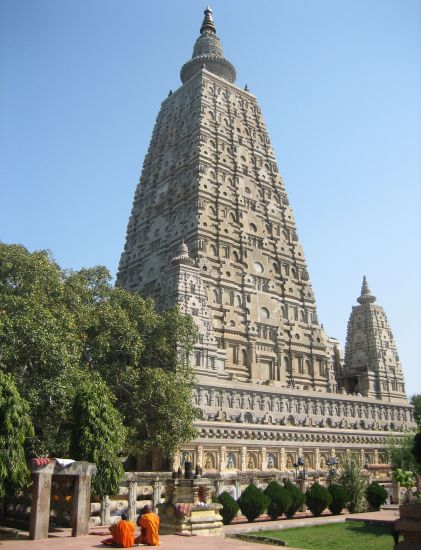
[
  {"x1": 328, "y1": 484, "x2": 348, "y2": 515},
  {"x1": 237, "y1": 484, "x2": 268, "y2": 522},
  {"x1": 365, "y1": 482, "x2": 388, "y2": 511},
  {"x1": 284, "y1": 480, "x2": 306, "y2": 519},
  {"x1": 305, "y1": 482, "x2": 332, "y2": 517},
  {"x1": 264, "y1": 481, "x2": 292, "y2": 520},
  {"x1": 217, "y1": 491, "x2": 239, "y2": 525}
]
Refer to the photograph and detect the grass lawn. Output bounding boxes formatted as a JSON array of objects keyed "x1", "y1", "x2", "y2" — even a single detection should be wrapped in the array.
[{"x1": 259, "y1": 521, "x2": 397, "y2": 550}]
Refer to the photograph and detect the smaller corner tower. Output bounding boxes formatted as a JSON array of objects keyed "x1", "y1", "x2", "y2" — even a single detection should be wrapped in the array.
[{"x1": 339, "y1": 276, "x2": 407, "y2": 402}]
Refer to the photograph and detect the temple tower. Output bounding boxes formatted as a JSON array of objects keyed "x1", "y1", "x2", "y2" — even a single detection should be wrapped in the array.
[
  {"x1": 117, "y1": 7, "x2": 414, "y2": 474},
  {"x1": 117, "y1": 7, "x2": 337, "y2": 392},
  {"x1": 339, "y1": 277, "x2": 407, "y2": 402}
]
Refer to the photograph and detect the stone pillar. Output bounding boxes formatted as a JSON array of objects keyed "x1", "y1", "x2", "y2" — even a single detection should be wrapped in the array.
[
  {"x1": 197, "y1": 445, "x2": 204, "y2": 468},
  {"x1": 314, "y1": 448, "x2": 320, "y2": 470},
  {"x1": 152, "y1": 479, "x2": 162, "y2": 513},
  {"x1": 241, "y1": 447, "x2": 247, "y2": 471},
  {"x1": 29, "y1": 472, "x2": 52, "y2": 540},
  {"x1": 280, "y1": 448, "x2": 286, "y2": 472},
  {"x1": 100, "y1": 496, "x2": 111, "y2": 526},
  {"x1": 393, "y1": 481, "x2": 401, "y2": 504},
  {"x1": 214, "y1": 480, "x2": 222, "y2": 497},
  {"x1": 250, "y1": 340, "x2": 258, "y2": 380},
  {"x1": 220, "y1": 446, "x2": 226, "y2": 472},
  {"x1": 360, "y1": 449, "x2": 365, "y2": 466},
  {"x1": 276, "y1": 341, "x2": 286, "y2": 385},
  {"x1": 261, "y1": 447, "x2": 267, "y2": 471},
  {"x1": 71, "y1": 474, "x2": 92, "y2": 537},
  {"x1": 128, "y1": 481, "x2": 138, "y2": 521},
  {"x1": 373, "y1": 449, "x2": 379, "y2": 464},
  {"x1": 234, "y1": 479, "x2": 241, "y2": 499}
]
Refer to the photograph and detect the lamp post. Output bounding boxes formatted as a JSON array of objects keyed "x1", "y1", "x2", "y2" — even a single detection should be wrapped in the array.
[
  {"x1": 297, "y1": 456, "x2": 307, "y2": 513},
  {"x1": 326, "y1": 457, "x2": 337, "y2": 482},
  {"x1": 298, "y1": 456, "x2": 306, "y2": 479},
  {"x1": 293, "y1": 461, "x2": 299, "y2": 481}
]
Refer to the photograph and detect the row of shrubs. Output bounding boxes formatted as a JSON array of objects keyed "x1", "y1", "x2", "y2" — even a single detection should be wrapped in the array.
[{"x1": 216, "y1": 480, "x2": 388, "y2": 524}]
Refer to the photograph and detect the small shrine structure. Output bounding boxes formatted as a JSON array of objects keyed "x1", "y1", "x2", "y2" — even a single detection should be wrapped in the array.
[
  {"x1": 29, "y1": 459, "x2": 96, "y2": 540},
  {"x1": 158, "y1": 462, "x2": 223, "y2": 536}
]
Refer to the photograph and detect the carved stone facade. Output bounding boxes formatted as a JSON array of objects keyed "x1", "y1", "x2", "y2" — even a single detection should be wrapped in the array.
[{"x1": 116, "y1": 8, "x2": 415, "y2": 472}]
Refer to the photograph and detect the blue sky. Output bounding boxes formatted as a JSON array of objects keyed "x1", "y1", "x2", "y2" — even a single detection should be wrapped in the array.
[{"x1": 1, "y1": 0, "x2": 420, "y2": 394}]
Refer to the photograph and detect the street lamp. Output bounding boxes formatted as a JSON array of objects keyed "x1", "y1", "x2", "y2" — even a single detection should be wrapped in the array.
[
  {"x1": 293, "y1": 461, "x2": 299, "y2": 481},
  {"x1": 326, "y1": 457, "x2": 337, "y2": 481},
  {"x1": 298, "y1": 456, "x2": 307, "y2": 480}
]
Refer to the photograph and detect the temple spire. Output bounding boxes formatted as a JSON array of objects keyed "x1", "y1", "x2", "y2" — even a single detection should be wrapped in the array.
[
  {"x1": 357, "y1": 275, "x2": 376, "y2": 304},
  {"x1": 200, "y1": 6, "x2": 216, "y2": 34},
  {"x1": 180, "y1": 7, "x2": 236, "y2": 84}
]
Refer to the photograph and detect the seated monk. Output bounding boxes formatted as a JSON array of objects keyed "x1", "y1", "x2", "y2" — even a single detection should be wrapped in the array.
[
  {"x1": 101, "y1": 511, "x2": 135, "y2": 548},
  {"x1": 135, "y1": 505, "x2": 160, "y2": 546}
]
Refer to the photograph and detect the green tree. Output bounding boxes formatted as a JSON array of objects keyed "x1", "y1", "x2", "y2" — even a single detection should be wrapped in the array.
[
  {"x1": 412, "y1": 429, "x2": 421, "y2": 468},
  {"x1": 0, "y1": 370, "x2": 34, "y2": 497},
  {"x1": 0, "y1": 244, "x2": 83, "y2": 455},
  {"x1": 337, "y1": 456, "x2": 367, "y2": 513},
  {"x1": 328, "y1": 484, "x2": 348, "y2": 515},
  {"x1": 237, "y1": 484, "x2": 268, "y2": 522},
  {"x1": 365, "y1": 482, "x2": 388, "y2": 511},
  {"x1": 284, "y1": 480, "x2": 306, "y2": 518},
  {"x1": 0, "y1": 243, "x2": 198, "y2": 461},
  {"x1": 263, "y1": 480, "x2": 291, "y2": 520},
  {"x1": 410, "y1": 394, "x2": 421, "y2": 425},
  {"x1": 387, "y1": 434, "x2": 418, "y2": 474},
  {"x1": 305, "y1": 482, "x2": 332, "y2": 517},
  {"x1": 65, "y1": 269, "x2": 198, "y2": 458},
  {"x1": 70, "y1": 374, "x2": 126, "y2": 497},
  {"x1": 135, "y1": 366, "x2": 198, "y2": 458},
  {"x1": 217, "y1": 491, "x2": 239, "y2": 525},
  {"x1": 393, "y1": 468, "x2": 415, "y2": 504}
]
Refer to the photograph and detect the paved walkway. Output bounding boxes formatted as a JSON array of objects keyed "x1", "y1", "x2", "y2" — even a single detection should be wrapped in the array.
[
  {"x1": 0, "y1": 510, "x2": 397, "y2": 549},
  {"x1": 223, "y1": 508, "x2": 397, "y2": 535},
  {"x1": 0, "y1": 532, "x2": 290, "y2": 549}
]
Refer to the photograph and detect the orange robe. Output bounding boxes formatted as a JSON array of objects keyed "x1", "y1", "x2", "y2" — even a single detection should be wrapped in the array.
[
  {"x1": 109, "y1": 519, "x2": 135, "y2": 548},
  {"x1": 138, "y1": 512, "x2": 160, "y2": 546}
]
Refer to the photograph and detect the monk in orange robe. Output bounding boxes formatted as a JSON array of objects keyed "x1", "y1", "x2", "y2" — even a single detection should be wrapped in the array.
[
  {"x1": 135, "y1": 505, "x2": 160, "y2": 546},
  {"x1": 101, "y1": 512, "x2": 135, "y2": 548}
]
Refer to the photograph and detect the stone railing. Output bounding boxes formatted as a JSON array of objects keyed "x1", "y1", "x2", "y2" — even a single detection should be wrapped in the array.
[{"x1": 1, "y1": 466, "x2": 399, "y2": 529}]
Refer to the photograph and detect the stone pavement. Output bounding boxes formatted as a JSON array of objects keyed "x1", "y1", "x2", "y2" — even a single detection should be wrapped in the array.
[
  {"x1": 0, "y1": 533, "x2": 290, "y2": 549},
  {"x1": 0, "y1": 510, "x2": 397, "y2": 549},
  {"x1": 224, "y1": 508, "x2": 397, "y2": 535}
]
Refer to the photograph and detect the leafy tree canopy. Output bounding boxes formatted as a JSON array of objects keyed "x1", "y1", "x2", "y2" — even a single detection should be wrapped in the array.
[
  {"x1": 387, "y1": 434, "x2": 419, "y2": 475},
  {"x1": 70, "y1": 373, "x2": 126, "y2": 497},
  {"x1": 0, "y1": 370, "x2": 34, "y2": 497},
  {"x1": 413, "y1": 429, "x2": 421, "y2": 468},
  {"x1": 0, "y1": 243, "x2": 198, "y2": 460},
  {"x1": 410, "y1": 394, "x2": 421, "y2": 425},
  {"x1": 337, "y1": 456, "x2": 367, "y2": 513}
]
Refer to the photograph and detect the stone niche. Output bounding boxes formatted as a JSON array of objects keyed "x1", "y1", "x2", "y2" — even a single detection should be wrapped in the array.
[{"x1": 158, "y1": 462, "x2": 223, "y2": 536}]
